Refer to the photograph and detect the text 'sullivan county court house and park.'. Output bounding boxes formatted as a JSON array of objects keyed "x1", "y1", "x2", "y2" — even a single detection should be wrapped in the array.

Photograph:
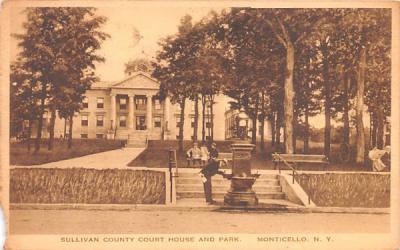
[{"x1": 27, "y1": 71, "x2": 272, "y2": 144}]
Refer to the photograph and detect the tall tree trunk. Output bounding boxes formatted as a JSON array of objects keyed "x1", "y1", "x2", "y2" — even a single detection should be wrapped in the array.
[
  {"x1": 356, "y1": 46, "x2": 366, "y2": 164},
  {"x1": 209, "y1": 96, "x2": 214, "y2": 142},
  {"x1": 283, "y1": 43, "x2": 295, "y2": 154},
  {"x1": 27, "y1": 119, "x2": 32, "y2": 152},
  {"x1": 68, "y1": 114, "x2": 73, "y2": 149},
  {"x1": 304, "y1": 104, "x2": 310, "y2": 154},
  {"x1": 376, "y1": 106, "x2": 385, "y2": 149},
  {"x1": 260, "y1": 116, "x2": 265, "y2": 151},
  {"x1": 271, "y1": 112, "x2": 276, "y2": 147},
  {"x1": 64, "y1": 118, "x2": 67, "y2": 139},
  {"x1": 343, "y1": 75, "x2": 350, "y2": 145},
  {"x1": 276, "y1": 108, "x2": 282, "y2": 149},
  {"x1": 251, "y1": 98, "x2": 259, "y2": 146},
  {"x1": 322, "y1": 43, "x2": 331, "y2": 158},
  {"x1": 201, "y1": 95, "x2": 206, "y2": 143},
  {"x1": 34, "y1": 92, "x2": 46, "y2": 154},
  {"x1": 193, "y1": 95, "x2": 199, "y2": 142},
  {"x1": 371, "y1": 111, "x2": 377, "y2": 148},
  {"x1": 47, "y1": 109, "x2": 56, "y2": 151},
  {"x1": 178, "y1": 99, "x2": 186, "y2": 152}
]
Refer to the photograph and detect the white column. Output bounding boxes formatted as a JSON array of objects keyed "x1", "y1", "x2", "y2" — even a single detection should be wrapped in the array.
[
  {"x1": 146, "y1": 95, "x2": 152, "y2": 130},
  {"x1": 164, "y1": 96, "x2": 170, "y2": 131},
  {"x1": 128, "y1": 95, "x2": 134, "y2": 129},
  {"x1": 111, "y1": 94, "x2": 116, "y2": 129}
]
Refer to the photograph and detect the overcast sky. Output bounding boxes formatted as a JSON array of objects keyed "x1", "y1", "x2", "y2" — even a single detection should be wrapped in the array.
[{"x1": 10, "y1": 6, "x2": 222, "y2": 82}]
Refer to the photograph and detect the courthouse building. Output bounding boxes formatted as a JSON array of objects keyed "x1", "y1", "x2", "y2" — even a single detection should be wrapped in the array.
[{"x1": 36, "y1": 71, "x2": 272, "y2": 143}]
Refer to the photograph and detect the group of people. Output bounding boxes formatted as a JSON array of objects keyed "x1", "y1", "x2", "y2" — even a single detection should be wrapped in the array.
[
  {"x1": 186, "y1": 142, "x2": 210, "y2": 166},
  {"x1": 187, "y1": 142, "x2": 227, "y2": 204}
]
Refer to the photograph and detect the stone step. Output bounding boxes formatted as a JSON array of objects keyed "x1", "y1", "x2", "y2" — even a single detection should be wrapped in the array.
[
  {"x1": 176, "y1": 191, "x2": 286, "y2": 200},
  {"x1": 176, "y1": 184, "x2": 282, "y2": 192},
  {"x1": 176, "y1": 172, "x2": 279, "y2": 180},
  {"x1": 176, "y1": 177, "x2": 280, "y2": 186}
]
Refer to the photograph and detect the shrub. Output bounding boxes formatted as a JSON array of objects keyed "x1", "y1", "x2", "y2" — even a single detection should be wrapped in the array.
[
  {"x1": 10, "y1": 168, "x2": 166, "y2": 204},
  {"x1": 297, "y1": 173, "x2": 390, "y2": 207}
]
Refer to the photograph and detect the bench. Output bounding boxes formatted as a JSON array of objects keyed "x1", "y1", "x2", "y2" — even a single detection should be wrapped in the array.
[
  {"x1": 272, "y1": 153, "x2": 329, "y2": 172},
  {"x1": 187, "y1": 152, "x2": 233, "y2": 167}
]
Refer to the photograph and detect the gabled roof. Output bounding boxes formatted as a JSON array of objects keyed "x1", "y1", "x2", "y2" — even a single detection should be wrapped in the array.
[{"x1": 111, "y1": 71, "x2": 159, "y2": 90}]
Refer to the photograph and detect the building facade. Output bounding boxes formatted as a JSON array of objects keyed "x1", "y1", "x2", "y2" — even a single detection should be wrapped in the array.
[{"x1": 32, "y1": 72, "x2": 271, "y2": 142}]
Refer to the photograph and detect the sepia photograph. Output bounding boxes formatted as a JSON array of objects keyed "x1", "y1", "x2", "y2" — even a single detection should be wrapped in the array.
[{"x1": 1, "y1": 1, "x2": 399, "y2": 249}]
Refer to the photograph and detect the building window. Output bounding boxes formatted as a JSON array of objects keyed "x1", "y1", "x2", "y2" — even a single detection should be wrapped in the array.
[
  {"x1": 119, "y1": 115, "x2": 127, "y2": 127},
  {"x1": 206, "y1": 121, "x2": 211, "y2": 129},
  {"x1": 81, "y1": 134, "x2": 88, "y2": 139},
  {"x1": 155, "y1": 99, "x2": 161, "y2": 110},
  {"x1": 119, "y1": 98, "x2": 127, "y2": 110},
  {"x1": 176, "y1": 117, "x2": 181, "y2": 128},
  {"x1": 96, "y1": 134, "x2": 103, "y2": 139},
  {"x1": 83, "y1": 97, "x2": 89, "y2": 109},
  {"x1": 96, "y1": 115, "x2": 104, "y2": 127},
  {"x1": 136, "y1": 116, "x2": 146, "y2": 130},
  {"x1": 81, "y1": 115, "x2": 88, "y2": 126},
  {"x1": 135, "y1": 96, "x2": 146, "y2": 110},
  {"x1": 97, "y1": 97, "x2": 104, "y2": 109},
  {"x1": 191, "y1": 117, "x2": 195, "y2": 128},
  {"x1": 206, "y1": 136, "x2": 211, "y2": 141},
  {"x1": 154, "y1": 116, "x2": 161, "y2": 128}
]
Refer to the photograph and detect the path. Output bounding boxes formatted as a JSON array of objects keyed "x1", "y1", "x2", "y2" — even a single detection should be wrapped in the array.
[
  {"x1": 22, "y1": 147, "x2": 145, "y2": 169},
  {"x1": 10, "y1": 209, "x2": 390, "y2": 234}
]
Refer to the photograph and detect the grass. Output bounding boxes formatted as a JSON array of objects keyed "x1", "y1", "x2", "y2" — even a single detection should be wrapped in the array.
[
  {"x1": 10, "y1": 139, "x2": 125, "y2": 166},
  {"x1": 128, "y1": 140, "x2": 381, "y2": 171},
  {"x1": 297, "y1": 173, "x2": 390, "y2": 207},
  {"x1": 10, "y1": 168, "x2": 166, "y2": 204}
]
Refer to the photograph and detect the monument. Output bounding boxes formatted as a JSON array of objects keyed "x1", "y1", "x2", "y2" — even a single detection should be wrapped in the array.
[{"x1": 224, "y1": 110, "x2": 260, "y2": 206}]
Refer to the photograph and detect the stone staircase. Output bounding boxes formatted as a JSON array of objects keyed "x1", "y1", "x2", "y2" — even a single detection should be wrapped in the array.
[
  {"x1": 176, "y1": 172, "x2": 287, "y2": 202},
  {"x1": 125, "y1": 131, "x2": 148, "y2": 148}
]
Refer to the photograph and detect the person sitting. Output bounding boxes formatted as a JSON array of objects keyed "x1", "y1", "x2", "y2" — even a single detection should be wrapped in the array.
[
  {"x1": 368, "y1": 147, "x2": 390, "y2": 172},
  {"x1": 200, "y1": 143, "x2": 209, "y2": 166},
  {"x1": 186, "y1": 142, "x2": 202, "y2": 166}
]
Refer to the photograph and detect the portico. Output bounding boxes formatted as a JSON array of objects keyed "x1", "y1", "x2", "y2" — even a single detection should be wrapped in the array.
[{"x1": 107, "y1": 72, "x2": 171, "y2": 140}]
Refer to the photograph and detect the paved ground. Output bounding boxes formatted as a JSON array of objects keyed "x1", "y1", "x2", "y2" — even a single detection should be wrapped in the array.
[
  {"x1": 10, "y1": 209, "x2": 390, "y2": 234},
  {"x1": 23, "y1": 147, "x2": 145, "y2": 169}
]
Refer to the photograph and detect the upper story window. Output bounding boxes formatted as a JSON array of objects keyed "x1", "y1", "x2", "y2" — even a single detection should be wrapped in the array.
[
  {"x1": 155, "y1": 99, "x2": 161, "y2": 110},
  {"x1": 81, "y1": 115, "x2": 88, "y2": 126},
  {"x1": 154, "y1": 116, "x2": 161, "y2": 128},
  {"x1": 97, "y1": 97, "x2": 104, "y2": 109},
  {"x1": 83, "y1": 97, "x2": 89, "y2": 109},
  {"x1": 119, "y1": 98, "x2": 127, "y2": 110},
  {"x1": 96, "y1": 115, "x2": 104, "y2": 127},
  {"x1": 135, "y1": 96, "x2": 146, "y2": 110}
]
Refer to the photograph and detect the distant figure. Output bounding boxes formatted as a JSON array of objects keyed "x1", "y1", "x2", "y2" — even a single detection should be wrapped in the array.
[
  {"x1": 368, "y1": 147, "x2": 390, "y2": 172},
  {"x1": 186, "y1": 142, "x2": 202, "y2": 166},
  {"x1": 200, "y1": 143, "x2": 209, "y2": 165}
]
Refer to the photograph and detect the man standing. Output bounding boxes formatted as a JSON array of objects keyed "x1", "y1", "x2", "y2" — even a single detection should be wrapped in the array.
[{"x1": 199, "y1": 142, "x2": 225, "y2": 204}]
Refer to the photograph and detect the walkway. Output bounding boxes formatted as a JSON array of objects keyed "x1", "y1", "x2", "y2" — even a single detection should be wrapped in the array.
[
  {"x1": 15, "y1": 147, "x2": 145, "y2": 169},
  {"x1": 10, "y1": 209, "x2": 390, "y2": 234}
]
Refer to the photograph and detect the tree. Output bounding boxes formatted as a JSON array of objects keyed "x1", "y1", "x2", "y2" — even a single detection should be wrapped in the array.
[
  {"x1": 15, "y1": 7, "x2": 108, "y2": 151},
  {"x1": 153, "y1": 15, "x2": 195, "y2": 151},
  {"x1": 260, "y1": 9, "x2": 328, "y2": 153}
]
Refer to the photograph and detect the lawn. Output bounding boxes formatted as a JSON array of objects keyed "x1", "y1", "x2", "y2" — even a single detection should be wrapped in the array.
[
  {"x1": 10, "y1": 139, "x2": 125, "y2": 166},
  {"x1": 297, "y1": 173, "x2": 390, "y2": 207},
  {"x1": 128, "y1": 139, "x2": 378, "y2": 171}
]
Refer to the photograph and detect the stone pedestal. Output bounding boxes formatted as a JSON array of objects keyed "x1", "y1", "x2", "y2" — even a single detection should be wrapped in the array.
[{"x1": 224, "y1": 142, "x2": 259, "y2": 206}]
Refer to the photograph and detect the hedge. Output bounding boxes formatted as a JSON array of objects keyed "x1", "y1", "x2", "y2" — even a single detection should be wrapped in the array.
[{"x1": 10, "y1": 168, "x2": 166, "y2": 204}]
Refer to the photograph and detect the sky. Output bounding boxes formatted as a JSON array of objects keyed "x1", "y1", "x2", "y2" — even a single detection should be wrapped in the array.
[{"x1": 10, "y1": 6, "x2": 222, "y2": 81}]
